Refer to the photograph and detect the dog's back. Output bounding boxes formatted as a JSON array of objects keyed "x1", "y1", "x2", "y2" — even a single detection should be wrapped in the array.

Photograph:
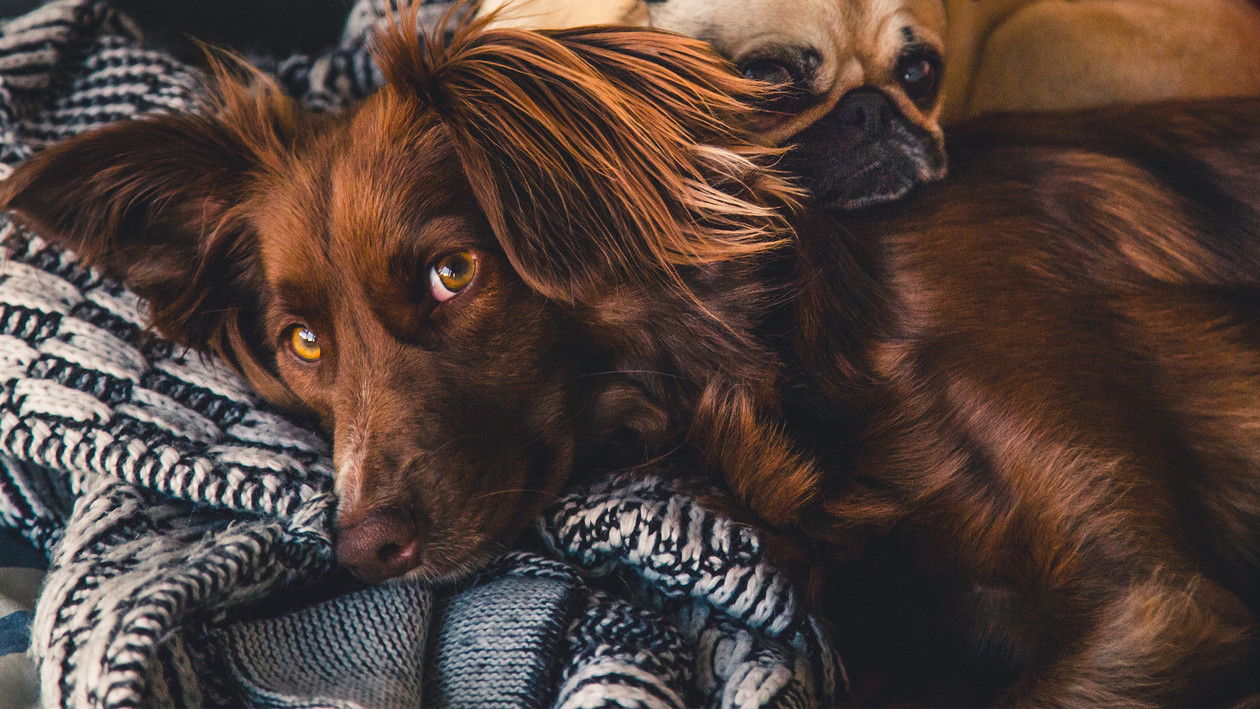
[
  {"x1": 787, "y1": 97, "x2": 1260, "y2": 705},
  {"x1": 942, "y1": 99, "x2": 1260, "y2": 594}
]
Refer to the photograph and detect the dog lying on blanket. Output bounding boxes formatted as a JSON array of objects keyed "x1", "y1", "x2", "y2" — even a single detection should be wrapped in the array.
[
  {"x1": 4, "y1": 11, "x2": 1260, "y2": 706},
  {"x1": 0, "y1": 15, "x2": 803, "y2": 584},
  {"x1": 481, "y1": 0, "x2": 1260, "y2": 210}
]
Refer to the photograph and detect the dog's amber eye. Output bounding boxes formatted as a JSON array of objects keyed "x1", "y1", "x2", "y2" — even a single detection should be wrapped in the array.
[
  {"x1": 429, "y1": 251, "x2": 478, "y2": 302},
  {"x1": 895, "y1": 47, "x2": 942, "y2": 108},
  {"x1": 289, "y1": 326, "x2": 322, "y2": 362}
]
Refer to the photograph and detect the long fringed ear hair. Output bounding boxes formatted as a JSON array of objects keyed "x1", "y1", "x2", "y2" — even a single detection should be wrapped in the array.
[
  {"x1": 0, "y1": 56, "x2": 305, "y2": 409},
  {"x1": 372, "y1": 6, "x2": 801, "y2": 303},
  {"x1": 374, "y1": 8, "x2": 828, "y2": 529}
]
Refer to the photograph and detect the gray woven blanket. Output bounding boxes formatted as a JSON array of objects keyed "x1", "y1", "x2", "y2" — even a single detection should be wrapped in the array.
[{"x1": 0, "y1": 1, "x2": 844, "y2": 706}]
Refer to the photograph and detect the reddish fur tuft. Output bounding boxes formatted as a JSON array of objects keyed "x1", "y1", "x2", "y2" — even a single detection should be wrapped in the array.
[{"x1": 373, "y1": 9, "x2": 801, "y2": 302}]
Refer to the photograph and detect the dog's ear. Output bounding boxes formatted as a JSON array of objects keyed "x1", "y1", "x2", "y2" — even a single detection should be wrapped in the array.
[
  {"x1": 0, "y1": 62, "x2": 302, "y2": 407},
  {"x1": 375, "y1": 15, "x2": 801, "y2": 302}
]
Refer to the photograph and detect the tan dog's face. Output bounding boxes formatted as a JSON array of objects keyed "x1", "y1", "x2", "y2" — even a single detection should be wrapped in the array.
[{"x1": 648, "y1": 0, "x2": 948, "y2": 209}]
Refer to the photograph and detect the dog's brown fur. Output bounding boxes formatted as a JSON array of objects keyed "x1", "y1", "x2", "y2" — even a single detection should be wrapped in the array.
[
  {"x1": 2, "y1": 14, "x2": 1259, "y2": 706},
  {"x1": 0, "y1": 15, "x2": 810, "y2": 583},
  {"x1": 778, "y1": 103, "x2": 1260, "y2": 705}
]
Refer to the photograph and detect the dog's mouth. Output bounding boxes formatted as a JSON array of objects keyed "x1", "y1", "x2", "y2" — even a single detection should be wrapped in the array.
[
  {"x1": 396, "y1": 530, "x2": 510, "y2": 585},
  {"x1": 333, "y1": 438, "x2": 570, "y2": 584},
  {"x1": 809, "y1": 131, "x2": 947, "y2": 211},
  {"x1": 335, "y1": 502, "x2": 531, "y2": 584}
]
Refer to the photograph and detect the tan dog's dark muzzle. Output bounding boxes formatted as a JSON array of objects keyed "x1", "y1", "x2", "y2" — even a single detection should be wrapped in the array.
[{"x1": 784, "y1": 88, "x2": 945, "y2": 210}]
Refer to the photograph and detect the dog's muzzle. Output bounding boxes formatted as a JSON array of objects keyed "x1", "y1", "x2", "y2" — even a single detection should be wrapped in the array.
[{"x1": 786, "y1": 88, "x2": 947, "y2": 211}]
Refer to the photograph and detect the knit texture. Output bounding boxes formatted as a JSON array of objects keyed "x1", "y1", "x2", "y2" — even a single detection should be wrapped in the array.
[
  {"x1": 0, "y1": 2, "x2": 846, "y2": 707},
  {"x1": 423, "y1": 555, "x2": 582, "y2": 709},
  {"x1": 543, "y1": 475, "x2": 843, "y2": 709},
  {"x1": 218, "y1": 577, "x2": 432, "y2": 708}
]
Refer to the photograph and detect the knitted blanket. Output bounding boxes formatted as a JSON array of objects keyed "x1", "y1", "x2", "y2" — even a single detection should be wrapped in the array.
[{"x1": 0, "y1": 1, "x2": 845, "y2": 707}]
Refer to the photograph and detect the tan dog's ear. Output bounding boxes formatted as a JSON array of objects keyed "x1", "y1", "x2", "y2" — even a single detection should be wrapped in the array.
[
  {"x1": 0, "y1": 62, "x2": 302, "y2": 407},
  {"x1": 375, "y1": 14, "x2": 800, "y2": 302}
]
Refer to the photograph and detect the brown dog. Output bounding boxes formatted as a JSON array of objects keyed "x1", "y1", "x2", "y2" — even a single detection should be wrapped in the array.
[
  {"x1": 0, "y1": 18, "x2": 804, "y2": 584},
  {"x1": 2, "y1": 14, "x2": 1259, "y2": 706},
  {"x1": 779, "y1": 104, "x2": 1260, "y2": 705}
]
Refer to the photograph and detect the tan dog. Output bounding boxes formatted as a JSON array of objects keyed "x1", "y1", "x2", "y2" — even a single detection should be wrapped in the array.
[
  {"x1": 942, "y1": 0, "x2": 1260, "y2": 122},
  {"x1": 480, "y1": 0, "x2": 1260, "y2": 207},
  {"x1": 482, "y1": 0, "x2": 1260, "y2": 122},
  {"x1": 478, "y1": 0, "x2": 648, "y2": 27},
  {"x1": 483, "y1": 0, "x2": 951, "y2": 211}
]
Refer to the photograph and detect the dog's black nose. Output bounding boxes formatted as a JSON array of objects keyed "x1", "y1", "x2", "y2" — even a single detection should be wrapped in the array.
[
  {"x1": 836, "y1": 89, "x2": 893, "y2": 139},
  {"x1": 335, "y1": 507, "x2": 422, "y2": 582}
]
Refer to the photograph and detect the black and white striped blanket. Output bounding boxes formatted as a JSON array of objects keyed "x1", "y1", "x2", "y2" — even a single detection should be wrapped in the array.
[{"x1": 0, "y1": 1, "x2": 845, "y2": 706}]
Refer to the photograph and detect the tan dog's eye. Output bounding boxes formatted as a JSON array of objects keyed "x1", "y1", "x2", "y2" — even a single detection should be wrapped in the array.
[
  {"x1": 741, "y1": 58, "x2": 796, "y2": 88},
  {"x1": 896, "y1": 47, "x2": 942, "y2": 108},
  {"x1": 289, "y1": 325, "x2": 322, "y2": 362},
  {"x1": 430, "y1": 251, "x2": 478, "y2": 302},
  {"x1": 737, "y1": 51, "x2": 817, "y2": 114}
]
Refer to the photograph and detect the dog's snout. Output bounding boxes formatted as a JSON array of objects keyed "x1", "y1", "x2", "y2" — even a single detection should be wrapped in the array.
[
  {"x1": 335, "y1": 507, "x2": 422, "y2": 581},
  {"x1": 787, "y1": 86, "x2": 945, "y2": 210},
  {"x1": 837, "y1": 89, "x2": 893, "y2": 139}
]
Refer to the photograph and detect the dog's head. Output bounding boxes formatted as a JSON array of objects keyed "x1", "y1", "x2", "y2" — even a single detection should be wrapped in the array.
[
  {"x1": 481, "y1": 0, "x2": 950, "y2": 208},
  {"x1": 0, "y1": 15, "x2": 796, "y2": 582},
  {"x1": 480, "y1": 0, "x2": 948, "y2": 209},
  {"x1": 644, "y1": 0, "x2": 948, "y2": 209}
]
